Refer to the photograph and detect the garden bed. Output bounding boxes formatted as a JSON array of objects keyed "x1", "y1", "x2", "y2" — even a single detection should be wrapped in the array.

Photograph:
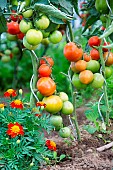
[{"x1": 40, "y1": 107, "x2": 113, "y2": 170}]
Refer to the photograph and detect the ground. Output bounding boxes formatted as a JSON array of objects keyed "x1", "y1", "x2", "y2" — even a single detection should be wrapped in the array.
[{"x1": 40, "y1": 107, "x2": 113, "y2": 170}]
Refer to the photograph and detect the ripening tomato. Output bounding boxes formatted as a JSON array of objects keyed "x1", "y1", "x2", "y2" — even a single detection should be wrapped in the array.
[
  {"x1": 59, "y1": 92, "x2": 68, "y2": 102},
  {"x1": 103, "y1": 52, "x2": 113, "y2": 66},
  {"x1": 64, "y1": 42, "x2": 83, "y2": 62},
  {"x1": 83, "y1": 53, "x2": 91, "y2": 62},
  {"x1": 42, "y1": 95, "x2": 63, "y2": 114},
  {"x1": 10, "y1": 10, "x2": 18, "y2": 22},
  {"x1": 91, "y1": 73, "x2": 104, "y2": 89},
  {"x1": 38, "y1": 64, "x2": 52, "y2": 77},
  {"x1": 17, "y1": 32, "x2": 25, "y2": 40},
  {"x1": 37, "y1": 77, "x2": 56, "y2": 96},
  {"x1": 90, "y1": 48, "x2": 100, "y2": 60},
  {"x1": 61, "y1": 101, "x2": 74, "y2": 115},
  {"x1": 88, "y1": 36, "x2": 101, "y2": 47},
  {"x1": 7, "y1": 21, "x2": 20, "y2": 35},
  {"x1": 79, "y1": 70, "x2": 94, "y2": 84},
  {"x1": 40, "y1": 56, "x2": 54, "y2": 67}
]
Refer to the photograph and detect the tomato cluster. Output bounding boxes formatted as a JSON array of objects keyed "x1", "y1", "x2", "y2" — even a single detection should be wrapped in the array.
[
  {"x1": 63, "y1": 38, "x2": 113, "y2": 90},
  {"x1": 36, "y1": 56, "x2": 73, "y2": 138},
  {"x1": 7, "y1": 8, "x2": 63, "y2": 50}
]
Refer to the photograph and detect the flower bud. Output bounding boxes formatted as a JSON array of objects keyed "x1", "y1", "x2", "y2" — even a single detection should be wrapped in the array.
[
  {"x1": 16, "y1": 139, "x2": 21, "y2": 144},
  {"x1": 30, "y1": 162, "x2": 34, "y2": 166},
  {"x1": 19, "y1": 89, "x2": 23, "y2": 95}
]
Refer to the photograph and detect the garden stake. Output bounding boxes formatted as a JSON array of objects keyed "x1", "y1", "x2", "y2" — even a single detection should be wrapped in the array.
[
  {"x1": 30, "y1": 50, "x2": 39, "y2": 108},
  {"x1": 99, "y1": 46, "x2": 110, "y2": 126}
]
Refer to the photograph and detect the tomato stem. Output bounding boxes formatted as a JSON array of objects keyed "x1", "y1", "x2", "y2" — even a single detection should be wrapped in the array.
[
  {"x1": 99, "y1": 46, "x2": 110, "y2": 126},
  {"x1": 30, "y1": 50, "x2": 38, "y2": 108},
  {"x1": 67, "y1": 21, "x2": 74, "y2": 42}
]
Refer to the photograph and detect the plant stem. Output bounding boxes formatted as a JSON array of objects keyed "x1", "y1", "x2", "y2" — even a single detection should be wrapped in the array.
[
  {"x1": 67, "y1": 22, "x2": 81, "y2": 141},
  {"x1": 30, "y1": 50, "x2": 38, "y2": 108},
  {"x1": 72, "y1": 91, "x2": 81, "y2": 141},
  {"x1": 99, "y1": 46, "x2": 110, "y2": 126},
  {"x1": 67, "y1": 21, "x2": 74, "y2": 42}
]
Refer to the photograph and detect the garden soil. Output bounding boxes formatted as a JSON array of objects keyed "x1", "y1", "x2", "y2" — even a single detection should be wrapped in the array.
[{"x1": 40, "y1": 107, "x2": 113, "y2": 170}]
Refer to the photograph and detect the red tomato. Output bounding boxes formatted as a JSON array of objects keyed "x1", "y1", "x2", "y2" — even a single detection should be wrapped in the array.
[
  {"x1": 102, "y1": 42, "x2": 110, "y2": 52},
  {"x1": 17, "y1": 32, "x2": 25, "y2": 40},
  {"x1": 90, "y1": 48, "x2": 100, "y2": 60},
  {"x1": 88, "y1": 36, "x2": 101, "y2": 47},
  {"x1": 38, "y1": 64, "x2": 52, "y2": 77},
  {"x1": 10, "y1": 10, "x2": 23, "y2": 22},
  {"x1": 7, "y1": 21, "x2": 20, "y2": 35},
  {"x1": 40, "y1": 56, "x2": 54, "y2": 67}
]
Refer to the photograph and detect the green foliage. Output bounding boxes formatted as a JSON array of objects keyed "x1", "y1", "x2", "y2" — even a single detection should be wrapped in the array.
[{"x1": 0, "y1": 92, "x2": 55, "y2": 169}]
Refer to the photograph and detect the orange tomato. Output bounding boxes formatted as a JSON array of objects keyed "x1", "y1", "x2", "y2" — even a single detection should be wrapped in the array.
[
  {"x1": 64, "y1": 42, "x2": 83, "y2": 62},
  {"x1": 103, "y1": 52, "x2": 113, "y2": 66},
  {"x1": 37, "y1": 77, "x2": 56, "y2": 96},
  {"x1": 79, "y1": 70, "x2": 94, "y2": 84}
]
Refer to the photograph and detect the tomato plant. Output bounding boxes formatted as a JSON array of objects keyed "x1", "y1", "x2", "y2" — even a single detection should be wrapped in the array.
[
  {"x1": 35, "y1": 15, "x2": 50, "y2": 30},
  {"x1": 61, "y1": 101, "x2": 74, "y2": 115},
  {"x1": 88, "y1": 36, "x2": 101, "y2": 47},
  {"x1": 50, "y1": 115, "x2": 63, "y2": 127},
  {"x1": 79, "y1": 70, "x2": 94, "y2": 84},
  {"x1": 40, "y1": 56, "x2": 54, "y2": 67},
  {"x1": 90, "y1": 48, "x2": 100, "y2": 60},
  {"x1": 59, "y1": 127, "x2": 71, "y2": 138},
  {"x1": 86, "y1": 60, "x2": 100, "y2": 73},
  {"x1": 49, "y1": 30, "x2": 62, "y2": 44},
  {"x1": 19, "y1": 20, "x2": 33, "y2": 34},
  {"x1": 91, "y1": 73, "x2": 104, "y2": 89},
  {"x1": 59, "y1": 92, "x2": 68, "y2": 102},
  {"x1": 7, "y1": 21, "x2": 20, "y2": 35}
]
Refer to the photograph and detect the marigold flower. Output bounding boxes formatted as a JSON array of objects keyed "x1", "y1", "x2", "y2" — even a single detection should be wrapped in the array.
[
  {"x1": 0, "y1": 103, "x2": 5, "y2": 111},
  {"x1": 36, "y1": 102, "x2": 46, "y2": 108},
  {"x1": 10, "y1": 99, "x2": 23, "y2": 109},
  {"x1": 7, "y1": 122, "x2": 24, "y2": 138},
  {"x1": 46, "y1": 140, "x2": 56, "y2": 151},
  {"x1": 4, "y1": 89, "x2": 17, "y2": 97},
  {"x1": 35, "y1": 113, "x2": 42, "y2": 117}
]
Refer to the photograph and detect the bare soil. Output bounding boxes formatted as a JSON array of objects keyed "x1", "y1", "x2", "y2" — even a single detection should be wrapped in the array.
[{"x1": 40, "y1": 107, "x2": 113, "y2": 170}]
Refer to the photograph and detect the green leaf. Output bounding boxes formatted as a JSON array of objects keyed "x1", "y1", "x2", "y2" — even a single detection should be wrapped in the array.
[
  {"x1": 34, "y1": 0, "x2": 49, "y2": 5},
  {"x1": 84, "y1": 109, "x2": 99, "y2": 122},
  {"x1": 83, "y1": 125, "x2": 97, "y2": 134},
  {"x1": 0, "y1": 9, "x2": 7, "y2": 34},
  {"x1": 45, "y1": 22, "x2": 59, "y2": 32},
  {"x1": 59, "y1": 0, "x2": 73, "y2": 15},
  {"x1": 82, "y1": 13, "x2": 100, "y2": 33},
  {"x1": 72, "y1": 0, "x2": 79, "y2": 16},
  {"x1": 59, "y1": 154, "x2": 66, "y2": 161},
  {"x1": 49, "y1": 16, "x2": 65, "y2": 24},
  {"x1": 35, "y1": 3, "x2": 73, "y2": 20},
  {"x1": 0, "y1": 0, "x2": 7, "y2": 9}
]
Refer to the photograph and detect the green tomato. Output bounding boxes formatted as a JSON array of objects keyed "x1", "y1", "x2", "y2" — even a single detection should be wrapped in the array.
[
  {"x1": 59, "y1": 92, "x2": 68, "y2": 102},
  {"x1": 26, "y1": 29, "x2": 43, "y2": 45},
  {"x1": 35, "y1": 15, "x2": 50, "y2": 30},
  {"x1": 105, "y1": 66, "x2": 113, "y2": 79},
  {"x1": 59, "y1": 127, "x2": 71, "y2": 138},
  {"x1": 72, "y1": 73, "x2": 87, "y2": 89},
  {"x1": 49, "y1": 30, "x2": 62, "y2": 44},
  {"x1": 95, "y1": 0, "x2": 109, "y2": 14},
  {"x1": 41, "y1": 38, "x2": 50, "y2": 46},
  {"x1": 19, "y1": 20, "x2": 33, "y2": 34},
  {"x1": 91, "y1": 73, "x2": 104, "y2": 89},
  {"x1": 4, "y1": 49, "x2": 11, "y2": 56},
  {"x1": 1, "y1": 55, "x2": 10, "y2": 62},
  {"x1": 7, "y1": 33, "x2": 17, "y2": 41},
  {"x1": 50, "y1": 115, "x2": 63, "y2": 127},
  {"x1": 12, "y1": 47, "x2": 20, "y2": 54},
  {"x1": 61, "y1": 101, "x2": 74, "y2": 115},
  {"x1": 22, "y1": 9, "x2": 33, "y2": 18},
  {"x1": 41, "y1": 30, "x2": 50, "y2": 38},
  {"x1": 23, "y1": 36, "x2": 38, "y2": 50},
  {"x1": 86, "y1": 60, "x2": 100, "y2": 73}
]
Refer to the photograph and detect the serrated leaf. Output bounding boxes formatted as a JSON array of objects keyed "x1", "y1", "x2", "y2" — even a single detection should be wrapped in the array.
[
  {"x1": 72, "y1": 0, "x2": 79, "y2": 16},
  {"x1": 0, "y1": 0, "x2": 7, "y2": 10},
  {"x1": 84, "y1": 110, "x2": 99, "y2": 122},
  {"x1": 49, "y1": 16, "x2": 65, "y2": 24},
  {"x1": 35, "y1": 3, "x2": 73, "y2": 20},
  {"x1": 83, "y1": 125, "x2": 97, "y2": 134}
]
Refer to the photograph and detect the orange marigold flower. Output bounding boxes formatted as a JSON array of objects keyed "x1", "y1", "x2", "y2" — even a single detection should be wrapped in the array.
[
  {"x1": 10, "y1": 99, "x2": 23, "y2": 109},
  {"x1": 46, "y1": 140, "x2": 56, "y2": 151},
  {"x1": 36, "y1": 102, "x2": 46, "y2": 108},
  {"x1": 35, "y1": 113, "x2": 42, "y2": 117},
  {"x1": 7, "y1": 122, "x2": 24, "y2": 138},
  {"x1": 4, "y1": 89, "x2": 17, "y2": 97}
]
